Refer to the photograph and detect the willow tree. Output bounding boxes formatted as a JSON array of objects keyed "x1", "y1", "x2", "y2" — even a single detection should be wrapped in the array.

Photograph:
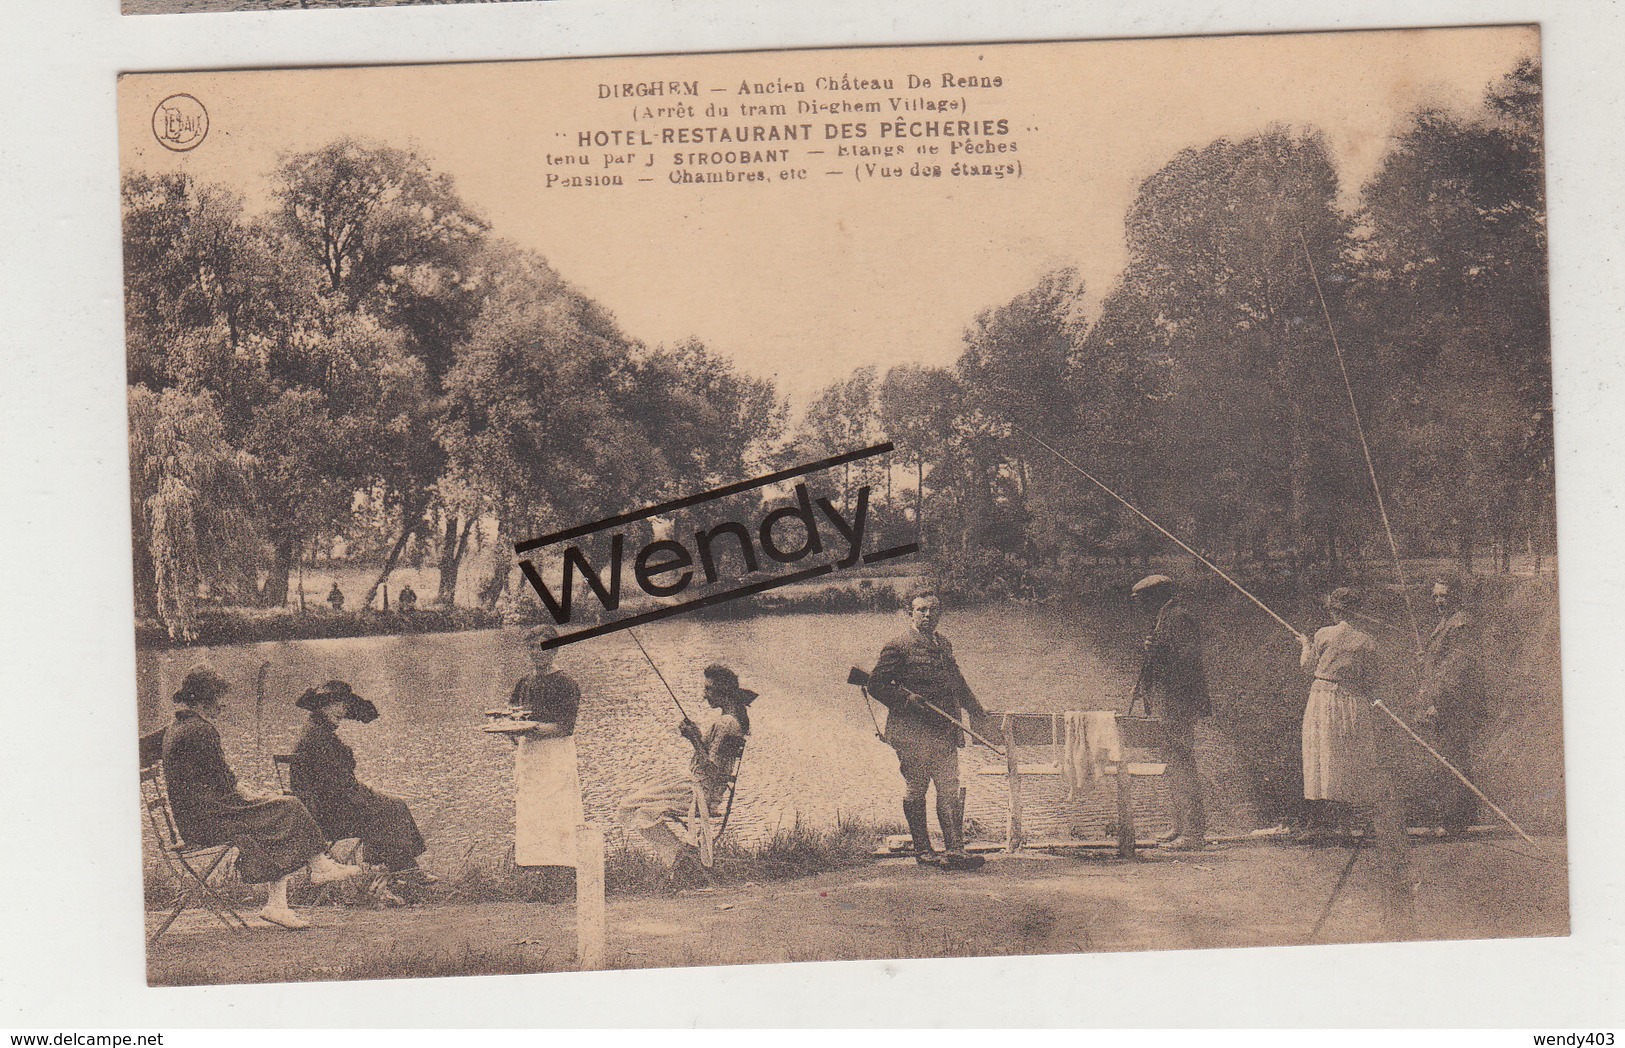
[{"x1": 128, "y1": 387, "x2": 259, "y2": 640}]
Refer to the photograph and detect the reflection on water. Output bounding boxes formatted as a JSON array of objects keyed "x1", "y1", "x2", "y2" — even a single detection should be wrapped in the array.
[{"x1": 139, "y1": 606, "x2": 1247, "y2": 871}]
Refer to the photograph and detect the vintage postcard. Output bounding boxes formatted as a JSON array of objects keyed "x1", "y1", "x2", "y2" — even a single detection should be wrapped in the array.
[{"x1": 122, "y1": 25, "x2": 1563, "y2": 988}]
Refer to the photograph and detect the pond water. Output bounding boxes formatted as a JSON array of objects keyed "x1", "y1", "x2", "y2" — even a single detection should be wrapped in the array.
[{"x1": 138, "y1": 605, "x2": 1257, "y2": 874}]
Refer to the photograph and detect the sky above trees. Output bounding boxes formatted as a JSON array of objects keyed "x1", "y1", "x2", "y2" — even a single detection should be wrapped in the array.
[{"x1": 119, "y1": 26, "x2": 1537, "y2": 409}]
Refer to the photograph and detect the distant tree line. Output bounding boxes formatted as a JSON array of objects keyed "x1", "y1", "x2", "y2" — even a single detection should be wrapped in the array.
[
  {"x1": 125, "y1": 139, "x2": 786, "y2": 639},
  {"x1": 796, "y1": 60, "x2": 1552, "y2": 598},
  {"x1": 127, "y1": 60, "x2": 1549, "y2": 639}
]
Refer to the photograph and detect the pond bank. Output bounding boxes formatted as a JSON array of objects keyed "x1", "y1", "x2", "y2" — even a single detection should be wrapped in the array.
[{"x1": 146, "y1": 831, "x2": 1569, "y2": 986}]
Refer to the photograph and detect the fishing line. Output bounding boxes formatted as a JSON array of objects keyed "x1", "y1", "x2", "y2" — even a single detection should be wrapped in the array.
[
  {"x1": 1015, "y1": 425, "x2": 1307, "y2": 642},
  {"x1": 625, "y1": 626, "x2": 690, "y2": 722},
  {"x1": 1297, "y1": 229, "x2": 1423, "y2": 648}
]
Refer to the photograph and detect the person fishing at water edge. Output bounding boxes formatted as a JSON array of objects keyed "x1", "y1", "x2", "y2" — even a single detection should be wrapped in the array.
[
  {"x1": 1418, "y1": 575, "x2": 1483, "y2": 836},
  {"x1": 1132, "y1": 574, "x2": 1211, "y2": 851},
  {"x1": 1299, "y1": 587, "x2": 1413, "y2": 927},
  {"x1": 617, "y1": 664, "x2": 755, "y2": 875},
  {"x1": 869, "y1": 590, "x2": 990, "y2": 871}
]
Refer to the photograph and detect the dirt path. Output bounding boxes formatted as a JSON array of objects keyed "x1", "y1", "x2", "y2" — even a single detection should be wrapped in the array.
[{"x1": 147, "y1": 835, "x2": 1568, "y2": 985}]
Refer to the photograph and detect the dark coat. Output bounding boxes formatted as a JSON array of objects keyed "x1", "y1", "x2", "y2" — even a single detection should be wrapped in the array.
[
  {"x1": 289, "y1": 714, "x2": 425, "y2": 870},
  {"x1": 1142, "y1": 596, "x2": 1212, "y2": 719},
  {"x1": 870, "y1": 628, "x2": 985, "y2": 746},
  {"x1": 160, "y1": 709, "x2": 324, "y2": 883}
]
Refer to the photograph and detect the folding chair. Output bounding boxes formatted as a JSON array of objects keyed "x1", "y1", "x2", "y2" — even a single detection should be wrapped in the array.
[
  {"x1": 270, "y1": 753, "x2": 370, "y2": 904},
  {"x1": 139, "y1": 731, "x2": 251, "y2": 945},
  {"x1": 674, "y1": 745, "x2": 746, "y2": 869}
]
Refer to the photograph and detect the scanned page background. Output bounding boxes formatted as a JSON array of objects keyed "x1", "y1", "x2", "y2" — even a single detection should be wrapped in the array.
[{"x1": 5, "y1": 0, "x2": 1625, "y2": 1028}]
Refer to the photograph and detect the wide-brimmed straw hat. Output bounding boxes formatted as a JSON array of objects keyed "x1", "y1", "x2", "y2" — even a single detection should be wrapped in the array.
[{"x1": 296, "y1": 680, "x2": 380, "y2": 723}]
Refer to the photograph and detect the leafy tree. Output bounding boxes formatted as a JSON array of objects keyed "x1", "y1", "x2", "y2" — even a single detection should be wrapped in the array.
[
  {"x1": 439, "y1": 275, "x2": 660, "y2": 606},
  {"x1": 877, "y1": 364, "x2": 963, "y2": 538},
  {"x1": 128, "y1": 387, "x2": 259, "y2": 639},
  {"x1": 1351, "y1": 58, "x2": 1550, "y2": 571},
  {"x1": 1109, "y1": 125, "x2": 1363, "y2": 570}
]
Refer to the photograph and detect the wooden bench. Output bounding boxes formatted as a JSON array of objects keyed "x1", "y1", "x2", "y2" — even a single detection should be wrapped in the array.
[{"x1": 978, "y1": 713, "x2": 1167, "y2": 858}]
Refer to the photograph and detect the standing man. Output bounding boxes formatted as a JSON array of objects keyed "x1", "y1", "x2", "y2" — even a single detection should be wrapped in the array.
[
  {"x1": 870, "y1": 590, "x2": 989, "y2": 871},
  {"x1": 1420, "y1": 575, "x2": 1482, "y2": 835},
  {"x1": 1132, "y1": 574, "x2": 1211, "y2": 851}
]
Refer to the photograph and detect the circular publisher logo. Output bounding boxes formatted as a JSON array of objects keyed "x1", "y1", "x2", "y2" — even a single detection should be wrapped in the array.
[{"x1": 152, "y1": 94, "x2": 209, "y2": 152}]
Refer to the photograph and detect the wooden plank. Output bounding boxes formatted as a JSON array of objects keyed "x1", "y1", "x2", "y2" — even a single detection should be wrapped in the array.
[
  {"x1": 575, "y1": 824, "x2": 606, "y2": 971},
  {"x1": 1003, "y1": 715, "x2": 1023, "y2": 853},
  {"x1": 1116, "y1": 761, "x2": 1137, "y2": 860}
]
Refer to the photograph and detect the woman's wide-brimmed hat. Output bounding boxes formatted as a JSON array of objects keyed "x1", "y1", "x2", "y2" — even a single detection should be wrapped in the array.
[
  {"x1": 703, "y1": 663, "x2": 758, "y2": 705},
  {"x1": 1327, "y1": 586, "x2": 1362, "y2": 612},
  {"x1": 173, "y1": 664, "x2": 230, "y2": 705},
  {"x1": 296, "y1": 680, "x2": 380, "y2": 723}
]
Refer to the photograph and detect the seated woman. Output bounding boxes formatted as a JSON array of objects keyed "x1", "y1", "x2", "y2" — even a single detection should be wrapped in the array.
[
  {"x1": 289, "y1": 680, "x2": 431, "y2": 899},
  {"x1": 161, "y1": 665, "x2": 361, "y2": 930},
  {"x1": 617, "y1": 664, "x2": 755, "y2": 870}
]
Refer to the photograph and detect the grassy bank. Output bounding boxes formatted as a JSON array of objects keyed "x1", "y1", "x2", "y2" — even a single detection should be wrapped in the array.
[{"x1": 144, "y1": 816, "x2": 894, "y2": 914}]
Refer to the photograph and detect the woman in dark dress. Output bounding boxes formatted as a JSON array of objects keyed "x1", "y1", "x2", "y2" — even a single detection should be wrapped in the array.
[
  {"x1": 289, "y1": 680, "x2": 431, "y2": 897},
  {"x1": 160, "y1": 666, "x2": 361, "y2": 930}
]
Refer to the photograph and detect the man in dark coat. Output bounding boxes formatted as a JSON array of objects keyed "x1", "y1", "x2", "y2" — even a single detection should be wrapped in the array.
[
  {"x1": 1133, "y1": 575, "x2": 1212, "y2": 850},
  {"x1": 1420, "y1": 576, "x2": 1483, "y2": 835},
  {"x1": 160, "y1": 665, "x2": 360, "y2": 929},
  {"x1": 869, "y1": 591, "x2": 989, "y2": 870},
  {"x1": 289, "y1": 680, "x2": 430, "y2": 892}
]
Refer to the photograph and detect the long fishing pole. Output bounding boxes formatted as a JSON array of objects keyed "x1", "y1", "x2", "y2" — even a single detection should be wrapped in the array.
[
  {"x1": 625, "y1": 626, "x2": 691, "y2": 722},
  {"x1": 1015, "y1": 426, "x2": 1307, "y2": 643},
  {"x1": 1298, "y1": 230, "x2": 1423, "y2": 648},
  {"x1": 1370, "y1": 698, "x2": 1541, "y2": 850},
  {"x1": 254, "y1": 660, "x2": 270, "y2": 764}
]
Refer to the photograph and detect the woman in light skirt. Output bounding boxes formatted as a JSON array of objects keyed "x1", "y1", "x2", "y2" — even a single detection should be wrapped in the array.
[{"x1": 1299, "y1": 587, "x2": 1382, "y2": 831}]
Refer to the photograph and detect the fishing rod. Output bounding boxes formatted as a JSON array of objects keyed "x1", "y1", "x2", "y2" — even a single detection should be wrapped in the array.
[
  {"x1": 1291, "y1": 239, "x2": 1539, "y2": 847},
  {"x1": 1370, "y1": 698, "x2": 1541, "y2": 850},
  {"x1": 1014, "y1": 426, "x2": 1307, "y2": 643},
  {"x1": 1298, "y1": 230, "x2": 1423, "y2": 648},
  {"x1": 625, "y1": 626, "x2": 690, "y2": 722},
  {"x1": 254, "y1": 660, "x2": 270, "y2": 764}
]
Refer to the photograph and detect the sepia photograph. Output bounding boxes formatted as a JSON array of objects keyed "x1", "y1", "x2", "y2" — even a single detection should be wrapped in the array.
[{"x1": 119, "y1": 26, "x2": 1564, "y2": 990}]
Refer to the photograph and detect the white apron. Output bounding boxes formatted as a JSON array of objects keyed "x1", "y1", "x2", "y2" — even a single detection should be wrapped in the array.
[{"x1": 514, "y1": 733, "x2": 583, "y2": 866}]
